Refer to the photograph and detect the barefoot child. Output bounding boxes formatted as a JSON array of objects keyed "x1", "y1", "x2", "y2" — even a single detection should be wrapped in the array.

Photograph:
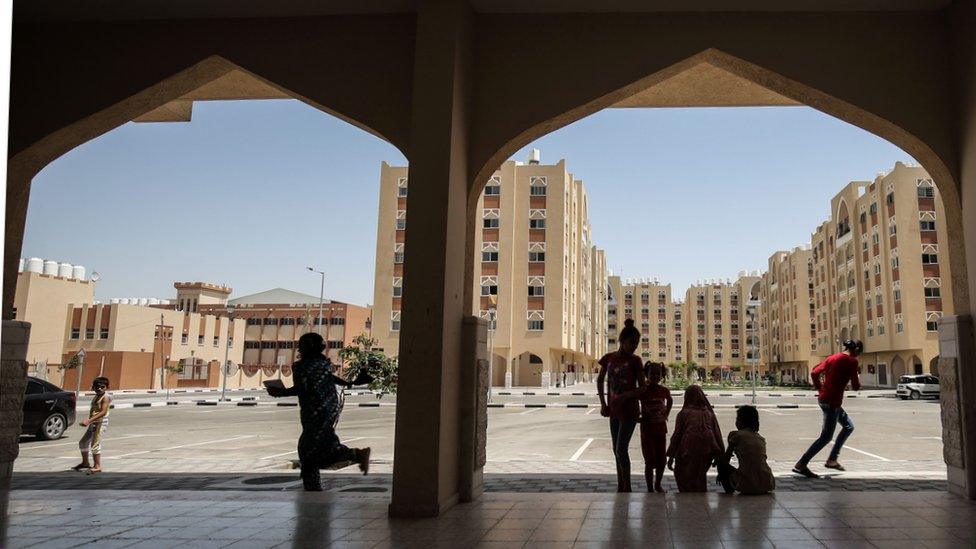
[
  {"x1": 717, "y1": 405, "x2": 775, "y2": 495},
  {"x1": 638, "y1": 362, "x2": 672, "y2": 492},
  {"x1": 597, "y1": 319, "x2": 645, "y2": 493},
  {"x1": 73, "y1": 377, "x2": 111, "y2": 474},
  {"x1": 666, "y1": 385, "x2": 724, "y2": 492}
]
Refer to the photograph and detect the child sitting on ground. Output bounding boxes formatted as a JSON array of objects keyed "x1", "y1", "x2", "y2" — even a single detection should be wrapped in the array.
[
  {"x1": 638, "y1": 362, "x2": 673, "y2": 493},
  {"x1": 717, "y1": 405, "x2": 775, "y2": 495},
  {"x1": 666, "y1": 385, "x2": 725, "y2": 492}
]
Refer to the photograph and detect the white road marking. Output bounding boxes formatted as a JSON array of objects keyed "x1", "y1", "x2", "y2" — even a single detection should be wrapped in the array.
[
  {"x1": 19, "y1": 434, "x2": 160, "y2": 450},
  {"x1": 569, "y1": 438, "x2": 594, "y2": 461},
  {"x1": 586, "y1": 408, "x2": 599, "y2": 415},
  {"x1": 760, "y1": 408, "x2": 784, "y2": 416},
  {"x1": 842, "y1": 446, "x2": 891, "y2": 461},
  {"x1": 913, "y1": 436, "x2": 942, "y2": 440},
  {"x1": 260, "y1": 449, "x2": 297, "y2": 459},
  {"x1": 519, "y1": 408, "x2": 543, "y2": 415},
  {"x1": 114, "y1": 435, "x2": 255, "y2": 458}
]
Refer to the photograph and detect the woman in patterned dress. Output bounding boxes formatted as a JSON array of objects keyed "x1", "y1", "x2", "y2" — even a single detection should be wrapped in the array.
[{"x1": 267, "y1": 332, "x2": 371, "y2": 491}]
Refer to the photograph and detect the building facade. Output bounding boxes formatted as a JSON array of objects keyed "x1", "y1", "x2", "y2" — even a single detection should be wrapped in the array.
[
  {"x1": 373, "y1": 152, "x2": 609, "y2": 387},
  {"x1": 13, "y1": 258, "x2": 96, "y2": 377},
  {"x1": 607, "y1": 276, "x2": 684, "y2": 365},
  {"x1": 61, "y1": 302, "x2": 246, "y2": 390},
  {"x1": 683, "y1": 273, "x2": 763, "y2": 376},
  {"x1": 760, "y1": 247, "x2": 818, "y2": 383},
  {"x1": 809, "y1": 162, "x2": 954, "y2": 386}
]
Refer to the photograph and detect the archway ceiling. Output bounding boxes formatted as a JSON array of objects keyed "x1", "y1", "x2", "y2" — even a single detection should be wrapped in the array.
[
  {"x1": 611, "y1": 62, "x2": 800, "y2": 109},
  {"x1": 14, "y1": 0, "x2": 950, "y2": 21},
  {"x1": 134, "y1": 69, "x2": 291, "y2": 123}
]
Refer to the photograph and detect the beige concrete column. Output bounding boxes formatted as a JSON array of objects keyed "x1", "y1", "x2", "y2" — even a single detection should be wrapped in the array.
[
  {"x1": 938, "y1": 315, "x2": 975, "y2": 499},
  {"x1": 1, "y1": 321, "x2": 31, "y2": 486},
  {"x1": 389, "y1": 0, "x2": 474, "y2": 518}
]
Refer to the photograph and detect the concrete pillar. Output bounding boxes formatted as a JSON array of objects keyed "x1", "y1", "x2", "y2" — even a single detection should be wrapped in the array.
[
  {"x1": 389, "y1": 0, "x2": 474, "y2": 518},
  {"x1": 3, "y1": 173, "x2": 30, "y2": 320},
  {"x1": 1, "y1": 321, "x2": 30, "y2": 485},
  {"x1": 504, "y1": 349, "x2": 513, "y2": 388},
  {"x1": 458, "y1": 316, "x2": 488, "y2": 503},
  {"x1": 939, "y1": 315, "x2": 975, "y2": 498}
]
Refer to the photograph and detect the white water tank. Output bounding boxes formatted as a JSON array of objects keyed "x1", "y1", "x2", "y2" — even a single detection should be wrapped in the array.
[
  {"x1": 119, "y1": 298, "x2": 130, "y2": 305},
  {"x1": 58, "y1": 262, "x2": 74, "y2": 278},
  {"x1": 42, "y1": 260, "x2": 58, "y2": 276},
  {"x1": 18, "y1": 259, "x2": 25, "y2": 272},
  {"x1": 26, "y1": 258, "x2": 43, "y2": 273},
  {"x1": 137, "y1": 298, "x2": 149, "y2": 306},
  {"x1": 148, "y1": 298, "x2": 160, "y2": 305},
  {"x1": 110, "y1": 298, "x2": 120, "y2": 304},
  {"x1": 72, "y1": 265, "x2": 86, "y2": 280},
  {"x1": 160, "y1": 299, "x2": 170, "y2": 305},
  {"x1": 528, "y1": 148, "x2": 541, "y2": 164}
]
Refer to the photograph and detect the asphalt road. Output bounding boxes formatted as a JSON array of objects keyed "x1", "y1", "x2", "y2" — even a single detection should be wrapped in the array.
[{"x1": 15, "y1": 391, "x2": 943, "y2": 478}]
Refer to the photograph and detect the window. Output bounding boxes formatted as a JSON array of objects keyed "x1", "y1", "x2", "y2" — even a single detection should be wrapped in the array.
[
  {"x1": 481, "y1": 276, "x2": 499, "y2": 296},
  {"x1": 100, "y1": 327, "x2": 109, "y2": 339},
  {"x1": 886, "y1": 192, "x2": 894, "y2": 204},
  {"x1": 483, "y1": 218, "x2": 499, "y2": 229},
  {"x1": 874, "y1": 263, "x2": 882, "y2": 275},
  {"x1": 528, "y1": 319, "x2": 544, "y2": 330},
  {"x1": 859, "y1": 212, "x2": 867, "y2": 224},
  {"x1": 529, "y1": 218, "x2": 547, "y2": 229},
  {"x1": 528, "y1": 284, "x2": 545, "y2": 296},
  {"x1": 878, "y1": 324, "x2": 886, "y2": 335},
  {"x1": 922, "y1": 253, "x2": 939, "y2": 265},
  {"x1": 70, "y1": 328, "x2": 79, "y2": 339},
  {"x1": 891, "y1": 256, "x2": 900, "y2": 269},
  {"x1": 917, "y1": 185, "x2": 935, "y2": 198},
  {"x1": 889, "y1": 224, "x2": 897, "y2": 236},
  {"x1": 197, "y1": 335, "x2": 204, "y2": 345},
  {"x1": 397, "y1": 177, "x2": 408, "y2": 197},
  {"x1": 394, "y1": 244, "x2": 404, "y2": 264},
  {"x1": 871, "y1": 233, "x2": 879, "y2": 245},
  {"x1": 213, "y1": 336, "x2": 220, "y2": 347},
  {"x1": 391, "y1": 312, "x2": 401, "y2": 332},
  {"x1": 264, "y1": 317, "x2": 278, "y2": 325},
  {"x1": 530, "y1": 184, "x2": 547, "y2": 196},
  {"x1": 85, "y1": 328, "x2": 94, "y2": 339},
  {"x1": 920, "y1": 220, "x2": 936, "y2": 231},
  {"x1": 869, "y1": 203, "x2": 877, "y2": 214},
  {"x1": 484, "y1": 184, "x2": 500, "y2": 196},
  {"x1": 246, "y1": 317, "x2": 262, "y2": 326},
  {"x1": 528, "y1": 251, "x2": 545, "y2": 262},
  {"x1": 181, "y1": 334, "x2": 188, "y2": 344},
  {"x1": 925, "y1": 287, "x2": 941, "y2": 298},
  {"x1": 927, "y1": 320, "x2": 939, "y2": 332},
  {"x1": 393, "y1": 286, "x2": 403, "y2": 298},
  {"x1": 896, "y1": 322, "x2": 904, "y2": 333},
  {"x1": 894, "y1": 289, "x2": 902, "y2": 301},
  {"x1": 395, "y1": 210, "x2": 406, "y2": 230}
]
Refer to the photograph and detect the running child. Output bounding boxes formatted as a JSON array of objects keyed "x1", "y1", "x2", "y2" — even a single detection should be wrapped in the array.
[
  {"x1": 638, "y1": 362, "x2": 673, "y2": 493},
  {"x1": 717, "y1": 405, "x2": 775, "y2": 495},
  {"x1": 73, "y1": 377, "x2": 111, "y2": 474}
]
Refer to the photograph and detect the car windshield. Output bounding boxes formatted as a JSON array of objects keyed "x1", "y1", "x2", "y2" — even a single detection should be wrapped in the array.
[{"x1": 899, "y1": 376, "x2": 923, "y2": 384}]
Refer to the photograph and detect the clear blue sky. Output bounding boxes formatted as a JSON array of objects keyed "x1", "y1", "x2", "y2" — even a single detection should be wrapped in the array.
[{"x1": 25, "y1": 101, "x2": 913, "y2": 305}]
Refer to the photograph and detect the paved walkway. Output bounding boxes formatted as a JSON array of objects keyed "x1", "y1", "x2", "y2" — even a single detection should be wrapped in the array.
[{"x1": 2, "y1": 488, "x2": 973, "y2": 548}]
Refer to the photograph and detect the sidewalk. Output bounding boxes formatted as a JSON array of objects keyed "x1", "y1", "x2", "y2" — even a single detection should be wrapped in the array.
[{"x1": 3, "y1": 487, "x2": 972, "y2": 548}]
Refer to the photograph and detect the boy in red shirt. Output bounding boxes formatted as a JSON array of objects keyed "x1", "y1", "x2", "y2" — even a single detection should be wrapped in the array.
[
  {"x1": 638, "y1": 362, "x2": 673, "y2": 493},
  {"x1": 793, "y1": 339, "x2": 863, "y2": 478}
]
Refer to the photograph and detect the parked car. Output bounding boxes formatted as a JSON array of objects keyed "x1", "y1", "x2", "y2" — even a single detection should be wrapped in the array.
[
  {"x1": 896, "y1": 374, "x2": 940, "y2": 400},
  {"x1": 22, "y1": 377, "x2": 76, "y2": 440}
]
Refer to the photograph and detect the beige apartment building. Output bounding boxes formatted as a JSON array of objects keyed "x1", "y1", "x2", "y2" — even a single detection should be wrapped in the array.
[
  {"x1": 13, "y1": 258, "x2": 96, "y2": 377},
  {"x1": 760, "y1": 247, "x2": 818, "y2": 383},
  {"x1": 607, "y1": 276, "x2": 684, "y2": 365},
  {"x1": 196, "y1": 287, "x2": 373, "y2": 372},
  {"x1": 809, "y1": 162, "x2": 953, "y2": 386},
  {"x1": 683, "y1": 273, "x2": 763, "y2": 376},
  {"x1": 373, "y1": 151, "x2": 609, "y2": 387},
  {"x1": 61, "y1": 301, "x2": 246, "y2": 390}
]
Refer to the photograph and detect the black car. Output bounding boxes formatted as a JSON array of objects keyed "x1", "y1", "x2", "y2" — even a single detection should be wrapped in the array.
[{"x1": 22, "y1": 377, "x2": 77, "y2": 440}]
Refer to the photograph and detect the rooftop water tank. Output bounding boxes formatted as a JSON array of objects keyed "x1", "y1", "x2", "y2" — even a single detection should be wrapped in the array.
[
  {"x1": 26, "y1": 258, "x2": 43, "y2": 273},
  {"x1": 148, "y1": 298, "x2": 160, "y2": 305},
  {"x1": 119, "y1": 298, "x2": 130, "y2": 305},
  {"x1": 528, "y1": 148, "x2": 541, "y2": 164},
  {"x1": 58, "y1": 262, "x2": 74, "y2": 278},
  {"x1": 137, "y1": 298, "x2": 149, "y2": 306},
  {"x1": 42, "y1": 260, "x2": 58, "y2": 276},
  {"x1": 161, "y1": 299, "x2": 170, "y2": 305},
  {"x1": 110, "y1": 298, "x2": 120, "y2": 304},
  {"x1": 18, "y1": 259, "x2": 24, "y2": 273},
  {"x1": 72, "y1": 265, "x2": 86, "y2": 281}
]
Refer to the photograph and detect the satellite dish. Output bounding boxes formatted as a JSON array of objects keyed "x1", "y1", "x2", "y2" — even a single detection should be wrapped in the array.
[{"x1": 224, "y1": 360, "x2": 239, "y2": 376}]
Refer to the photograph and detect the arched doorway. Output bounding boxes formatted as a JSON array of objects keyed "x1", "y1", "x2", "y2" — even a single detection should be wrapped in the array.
[
  {"x1": 891, "y1": 355, "x2": 906, "y2": 384},
  {"x1": 490, "y1": 352, "x2": 507, "y2": 387},
  {"x1": 931, "y1": 356, "x2": 941, "y2": 377},
  {"x1": 912, "y1": 355, "x2": 924, "y2": 376},
  {"x1": 514, "y1": 352, "x2": 545, "y2": 387}
]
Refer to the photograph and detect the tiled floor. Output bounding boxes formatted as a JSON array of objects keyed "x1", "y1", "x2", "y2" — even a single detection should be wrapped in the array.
[{"x1": 2, "y1": 489, "x2": 974, "y2": 548}]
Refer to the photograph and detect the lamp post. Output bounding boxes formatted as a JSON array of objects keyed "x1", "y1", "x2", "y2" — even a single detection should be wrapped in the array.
[
  {"x1": 220, "y1": 305, "x2": 235, "y2": 402},
  {"x1": 748, "y1": 305, "x2": 758, "y2": 405},
  {"x1": 487, "y1": 295, "x2": 497, "y2": 403},
  {"x1": 307, "y1": 267, "x2": 325, "y2": 336}
]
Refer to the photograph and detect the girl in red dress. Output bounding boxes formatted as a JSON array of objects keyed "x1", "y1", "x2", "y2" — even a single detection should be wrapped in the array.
[{"x1": 597, "y1": 319, "x2": 645, "y2": 492}]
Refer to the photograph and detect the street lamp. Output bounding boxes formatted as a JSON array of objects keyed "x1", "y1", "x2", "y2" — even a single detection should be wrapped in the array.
[
  {"x1": 487, "y1": 294, "x2": 497, "y2": 403},
  {"x1": 307, "y1": 267, "x2": 325, "y2": 336},
  {"x1": 221, "y1": 305, "x2": 235, "y2": 402}
]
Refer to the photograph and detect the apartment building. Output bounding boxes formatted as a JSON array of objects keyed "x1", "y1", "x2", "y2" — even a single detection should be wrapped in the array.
[
  {"x1": 809, "y1": 162, "x2": 953, "y2": 386},
  {"x1": 61, "y1": 302, "x2": 245, "y2": 390},
  {"x1": 607, "y1": 276, "x2": 684, "y2": 364},
  {"x1": 196, "y1": 287, "x2": 372, "y2": 371},
  {"x1": 760, "y1": 247, "x2": 818, "y2": 382},
  {"x1": 13, "y1": 258, "x2": 96, "y2": 378},
  {"x1": 373, "y1": 151, "x2": 609, "y2": 387},
  {"x1": 683, "y1": 273, "x2": 763, "y2": 375}
]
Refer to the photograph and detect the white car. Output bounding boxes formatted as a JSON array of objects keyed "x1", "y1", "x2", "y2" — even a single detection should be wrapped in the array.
[{"x1": 896, "y1": 375, "x2": 940, "y2": 400}]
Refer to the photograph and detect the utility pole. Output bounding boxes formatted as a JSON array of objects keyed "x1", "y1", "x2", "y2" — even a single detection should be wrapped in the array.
[
  {"x1": 158, "y1": 313, "x2": 165, "y2": 393},
  {"x1": 307, "y1": 267, "x2": 325, "y2": 337},
  {"x1": 221, "y1": 306, "x2": 235, "y2": 402}
]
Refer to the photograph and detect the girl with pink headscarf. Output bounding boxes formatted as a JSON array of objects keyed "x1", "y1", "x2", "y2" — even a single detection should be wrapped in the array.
[{"x1": 666, "y1": 385, "x2": 725, "y2": 492}]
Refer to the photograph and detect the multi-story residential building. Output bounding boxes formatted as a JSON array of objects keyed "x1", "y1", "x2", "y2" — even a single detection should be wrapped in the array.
[
  {"x1": 683, "y1": 273, "x2": 762, "y2": 376},
  {"x1": 196, "y1": 287, "x2": 372, "y2": 371},
  {"x1": 607, "y1": 276, "x2": 684, "y2": 364},
  {"x1": 373, "y1": 151, "x2": 609, "y2": 387},
  {"x1": 760, "y1": 247, "x2": 818, "y2": 382},
  {"x1": 13, "y1": 258, "x2": 96, "y2": 378},
  {"x1": 61, "y1": 302, "x2": 245, "y2": 390},
  {"x1": 809, "y1": 162, "x2": 953, "y2": 386}
]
